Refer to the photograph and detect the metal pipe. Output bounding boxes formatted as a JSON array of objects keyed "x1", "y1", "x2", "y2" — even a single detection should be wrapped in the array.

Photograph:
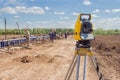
[
  {"x1": 65, "y1": 55, "x2": 77, "y2": 80},
  {"x1": 83, "y1": 56, "x2": 87, "y2": 80},
  {"x1": 90, "y1": 56, "x2": 103, "y2": 80},
  {"x1": 76, "y1": 55, "x2": 81, "y2": 80},
  {"x1": 4, "y1": 18, "x2": 7, "y2": 40},
  {"x1": 16, "y1": 22, "x2": 22, "y2": 38}
]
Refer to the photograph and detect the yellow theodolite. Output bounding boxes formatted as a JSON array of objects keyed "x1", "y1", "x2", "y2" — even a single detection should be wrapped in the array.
[
  {"x1": 65, "y1": 14, "x2": 94, "y2": 80},
  {"x1": 74, "y1": 14, "x2": 94, "y2": 41},
  {"x1": 74, "y1": 14, "x2": 94, "y2": 56}
]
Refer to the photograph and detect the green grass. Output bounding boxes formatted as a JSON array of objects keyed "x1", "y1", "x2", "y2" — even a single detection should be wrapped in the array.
[
  {"x1": 93, "y1": 28, "x2": 120, "y2": 35},
  {"x1": 0, "y1": 28, "x2": 120, "y2": 35},
  {"x1": 0, "y1": 28, "x2": 74, "y2": 35}
]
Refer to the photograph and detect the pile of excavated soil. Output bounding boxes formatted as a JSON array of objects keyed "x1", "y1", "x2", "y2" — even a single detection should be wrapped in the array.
[
  {"x1": 92, "y1": 35, "x2": 120, "y2": 80},
  {"x1": 21, "y1": 56, "x2": 33, "y2": 63},
  {"x1": 14, "y1": 54, "x2": 64, "y2": 63},
  {"x1": 35, "y1": 54, "x2": 57, "y2": 63},
  {"x1": 92, "y1": 36, "x2": 120, "y2": 54},
  {"x1": 13, "y1": 55, "x2": 33, "y2": 63}
]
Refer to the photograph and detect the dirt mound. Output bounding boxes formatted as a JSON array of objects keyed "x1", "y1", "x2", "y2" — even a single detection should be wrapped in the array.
[
  {"x1": 91, "y1": 35, "x2": 120, "y2": 80},
  {"x1": 13, "y1": 55, "x2": 34, "y2": 63},
  {"x1": 21, "y1": 56, "x2": 33, "y2": 63},
  {"x1": 35, "y1": 54, "x2": 64, "y2": 63},
  {"x1": 116, "y1": 48, "x2": 120, "y2": 53},
  {"x1": 14, "y1": 54, "x2": 64, "y2": 63},
  {"x1": 92, "y1": 40, "x2": 109, "y2": 52},
  {"x1": 92, "y1": 39, "x2": 120, "y2": 54},
  {"x1": 35, "y1": 54, "x2": 56, "y2": 63}
]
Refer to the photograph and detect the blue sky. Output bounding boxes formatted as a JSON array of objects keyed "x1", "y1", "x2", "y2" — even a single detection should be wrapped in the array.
[{"x1": 0, "y1": 0, "x2": 120, "y2": 29}]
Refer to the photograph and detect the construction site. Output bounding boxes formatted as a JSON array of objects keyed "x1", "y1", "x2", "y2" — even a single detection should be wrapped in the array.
[
  {"x1": 0, "y1": 0, "x2": 120, "y2": 80},
  {"x1": 0, "y1": 34, "x2": 120, "y2": 80}
]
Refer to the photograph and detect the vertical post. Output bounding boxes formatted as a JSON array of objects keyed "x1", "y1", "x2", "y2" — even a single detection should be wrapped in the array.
[
  {"x1": 83, "y1": 56, "x2": 87, "y2": 80},
  {"x1": 16, "y1": 22, "x2": 22, "y2": 38},
  {"x1": 76, "y1": 55, "x2": 81, "y2": 80},
  {"x1": 4, "y1": 18, "x2": 7, "y2": 40}
]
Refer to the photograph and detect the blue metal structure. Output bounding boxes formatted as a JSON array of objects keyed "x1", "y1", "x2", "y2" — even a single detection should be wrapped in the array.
[{"x1": 0, "y1": 35, "x2": 49, "y2": 49}]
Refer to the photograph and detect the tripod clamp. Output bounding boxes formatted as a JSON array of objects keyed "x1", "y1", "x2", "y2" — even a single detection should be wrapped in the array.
[{"x1": 75, "y1": 40, "x2": 93, "y2": 56}]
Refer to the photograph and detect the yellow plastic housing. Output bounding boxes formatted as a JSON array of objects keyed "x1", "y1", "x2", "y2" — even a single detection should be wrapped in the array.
[
  {"x1": 74, "y1": 14, "x2": 93, "y2": 40},
  {"x1": 74, "y1": 15, "x2": 82, "y2": 40}
]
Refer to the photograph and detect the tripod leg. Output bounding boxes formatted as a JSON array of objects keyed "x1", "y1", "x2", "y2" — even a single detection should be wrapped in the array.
[
  {"x1": 90, "y1": 56, "x2": 103, "y2": 80},
  {"x1": 65, "y1": 55, "x2": 77, "y2": 80},
  {"x1": 83, "y1": 56, "x2": 87, "y2": 80},
  {"x1": 76, "y1": 55, "x2": 81, "y2": 80}
]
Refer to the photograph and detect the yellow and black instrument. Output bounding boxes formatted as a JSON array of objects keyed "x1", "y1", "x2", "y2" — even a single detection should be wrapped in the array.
[{"x1": 74, "y1": 14, "x2": 94, "y2": 41}]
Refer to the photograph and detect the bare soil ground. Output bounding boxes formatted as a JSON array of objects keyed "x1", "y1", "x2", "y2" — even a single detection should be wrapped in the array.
[
  {"x1": 0, "y1": 35, "x2": 120, "y2": 80},
  {"x1": 92, "y1": 35, "x2": 120, "y2": 80}
]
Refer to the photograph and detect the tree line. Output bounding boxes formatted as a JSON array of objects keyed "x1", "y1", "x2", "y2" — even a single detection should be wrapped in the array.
[
  {"x1": 0, "y1": 28, "x2": 120, "y2": 35},
  {"x1": 93, "y1": 28, "x2": 120, "y2": 35},
  {"x1": 0, "y1": 28, "x2": 73, "y2": 35}
]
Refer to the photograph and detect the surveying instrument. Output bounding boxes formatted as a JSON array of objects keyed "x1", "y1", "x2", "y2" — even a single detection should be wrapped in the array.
[{"x1": 65, "y1": 14, "x2": 95, "y2": 80}]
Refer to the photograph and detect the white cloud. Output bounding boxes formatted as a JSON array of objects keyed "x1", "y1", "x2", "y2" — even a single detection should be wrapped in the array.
[
  {"x1": 24, "y1": 21, "x2": 74, "y2": 28},
  {"x1": 3, "y1": 0, "x2": 23, "y2": 6},
  {"x1": 60, "y1": 17, "x2": 63, "y2": 19},
  {"x1": 93, "y1": 17, "x2": 120, "y2": 29},
  {"x1": 0, "y1": 7, "x2": 16, "y2": 14},
  {"x1": 104, "y1": 9, "x2": 120, "y2": 13},
  {"x1": 4, "y1": 0, "x2": 17, "y2": 5},
  {"x1": 60, "y1": 17, "x2": 69, "y2": 19},
  {"x1": 7, "y1": 0, "x2": 16, "y2": 3},
  {"x1": 54, "y1": 11, "x2": 65, "y2": 15},
  {"x1": 14, "y1": 15, "x2": 19, "y2": 18},
  {"x1": 72, "y1": 12, "x2": 79, "y2": 16},
  {"x1": 93, "y1": 9, "x2": 100, "y2": 13},
  {"x1": 104, "y1": 9, "x2": 110, "y2": 13},
  {"x1": 0, "y1": 6, "x2": 45, "y2": 14},
  {"x1": 92, "y1": 14, "x2": 99, "y2": 18},
  {"x1": 83, "y1": 0, "x2": 92, "y2": 5},
  {"x1": 55, "y1": 21, "x2": 74, "y2": 28},
  {"x1": 45, "y1": 6, "x2": 50, "y2": 10},
  {"x1": 30, "y1": 0, "x2": 35, "y2": 1},
  {"x1": 64, "y1": 17, "x2": 69, "y2": 19},
  {"x1": 56, "y1": 21, "x2": 66, "y2": 24},
  {"x1": 26, "y1": 21, "x2": 32, "y2": 24},
  {"x1": 36, "y1": 21, "x2": 49, "y2": 24},
  {"x1": 112, "y1": 9, "x2": 120, "y2": 13},
  {"x1": 16, "y1": 6, "x2": 45, "y2": 14}
]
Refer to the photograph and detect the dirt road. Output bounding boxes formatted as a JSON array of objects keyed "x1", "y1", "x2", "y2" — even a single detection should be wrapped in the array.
[{"x1": 0, "y1": 37, "x2": 99, "y2": 80}]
